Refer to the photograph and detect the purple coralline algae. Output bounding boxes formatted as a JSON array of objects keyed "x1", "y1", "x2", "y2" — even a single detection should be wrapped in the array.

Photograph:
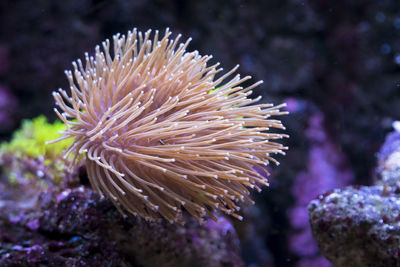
[
  {"x1": 377, "y1": 121, "x2": 400, "y2": 172},
  {"x1": 0, "y1": 181, "x2": 244, "y2": 267},
  {"x1": 2, "y1": 0, "x2": 400, "y2": 265},
  {"x1": 308, "y1": 125, "x2": 400, "y2": 267},
  {"x1": 289, "y1": 112, "x2": 353, "y2": 266}
]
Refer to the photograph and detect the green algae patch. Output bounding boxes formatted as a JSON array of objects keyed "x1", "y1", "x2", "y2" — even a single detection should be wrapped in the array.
[
  {"x1": 0, "y1": 115, "x2": 73, "y2": 159},
  {"x1": 0, "y1": 116, "x2": 77, "y2": 186}
]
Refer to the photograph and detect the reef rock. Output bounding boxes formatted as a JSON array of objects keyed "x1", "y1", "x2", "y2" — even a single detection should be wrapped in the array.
[
  {"x1": 0, "y1": 182, "x2": 244, "y2": 267},
  {"x1": 308, "y1": 125, "x2": 400, "y2": 267}
]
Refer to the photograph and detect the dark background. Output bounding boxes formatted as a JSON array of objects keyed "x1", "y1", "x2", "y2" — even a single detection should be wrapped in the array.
[{"x1": 0, "y1": 0, "x2": 399, "y2": 266}]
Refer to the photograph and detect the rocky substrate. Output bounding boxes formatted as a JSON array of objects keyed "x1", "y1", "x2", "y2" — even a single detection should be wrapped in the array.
[
  {"x1": 0, "y1": 183, "x2": 244, "y2": 267},
  {"x1": 308, "y1": 127, "x2": 400, "y2": 267}
]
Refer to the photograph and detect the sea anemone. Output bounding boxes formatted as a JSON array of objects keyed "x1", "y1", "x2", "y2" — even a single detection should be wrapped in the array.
[{"x1": 49, "y1": 28, "x2": 288, "y2": 223}]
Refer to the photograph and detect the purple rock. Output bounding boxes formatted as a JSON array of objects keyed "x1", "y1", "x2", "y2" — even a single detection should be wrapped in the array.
[
  {"x1": 26, "y1": 219, "x2": 39, "y2": 231},
  {"x1": 1, "y1": 184, "x2": 245, "y2": 267},
  {"x1": 309, "y1": 181, "x2": 400, "y2": 267},
  {"x1": 377, "y1": 122, "x2": 400, "y2": 170},
  {"x1": 289, "y1": 113, "x2": 353, "y2": 266},
  {"x1": 56, "y1": 188, "x2": 72, "y2": 203},
  {"x1": 307, "y1": 128, "x2": 400, "y2": 266},
  {"x1": 204, "y1": 216, "x2": 235, "y2": 236}
]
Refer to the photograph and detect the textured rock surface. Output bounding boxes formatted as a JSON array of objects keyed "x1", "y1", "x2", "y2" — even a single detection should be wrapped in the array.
[
  {"x1": 377, "y1": 124, "x2": 400, "y2": 173},
  {"x1": 309, "y1": 181, "x2": 400, "y2": 266},
  {"x1": 2, "y1": 1, "x2": 400, "y2": 266},
  {"x1": 308, "y1": 127, "x2": 400, "y2": 267},
  {"x1": 0, "y1": 183, "x2": 244, "y2": 267}
]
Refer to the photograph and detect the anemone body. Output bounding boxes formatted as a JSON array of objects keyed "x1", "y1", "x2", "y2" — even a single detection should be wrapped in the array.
[{"x1": 50, "y1": 29, "x2": 287, "y2": 223}]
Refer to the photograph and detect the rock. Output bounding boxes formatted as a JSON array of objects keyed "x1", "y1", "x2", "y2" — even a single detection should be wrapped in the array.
[
  {"x1": 377, "y1": 122, "x2": 400, "y2": 172},
  {"x1": 288, "y1": 110, "x2": 353, "y2": 266},
  {"x1": 309, "y1": 181, "x2": 400, "y2": 267},
  {"x1": 0, "y1": 186, "x2": 244, "y2": 267},
  {"x1": 308, "y1": 126, "x2": 400, "y2": 267}
]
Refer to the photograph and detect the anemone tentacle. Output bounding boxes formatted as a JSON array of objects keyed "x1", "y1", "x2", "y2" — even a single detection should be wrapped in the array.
[{"x1": 50, "y1": 28, "x2": 288, "y2": 223}]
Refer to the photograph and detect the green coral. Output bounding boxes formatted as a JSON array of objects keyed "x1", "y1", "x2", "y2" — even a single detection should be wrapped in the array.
[
  {"x1": 0, "y1": 116, "x2": 76, "y2": 186},
  {"x1": 0, "y1": 115, "x2": 72, "y2": 159}
]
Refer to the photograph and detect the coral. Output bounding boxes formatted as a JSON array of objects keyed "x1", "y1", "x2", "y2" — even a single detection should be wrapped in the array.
[
  {"x1": 51, "y1": 28, "x2": 288, "y2": 223},
  {"x1": 1, "y1": 115, "x2": 72, "y2": 159},
  {"x1": 0, "y1": 115, "x2": 245, "y2": 266},
  {"x1": 0, "y1": 116, "x2": 75, "y2": 185}
]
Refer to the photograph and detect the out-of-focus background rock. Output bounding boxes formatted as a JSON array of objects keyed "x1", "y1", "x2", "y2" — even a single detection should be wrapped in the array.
[{"x1": 1, "y1": 0, "x2": 400, "y2": 266}]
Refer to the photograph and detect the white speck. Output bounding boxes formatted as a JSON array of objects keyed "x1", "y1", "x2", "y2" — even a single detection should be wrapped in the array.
[{"x1": 393, "y1": 121, "x2": 400, "y2": 132}]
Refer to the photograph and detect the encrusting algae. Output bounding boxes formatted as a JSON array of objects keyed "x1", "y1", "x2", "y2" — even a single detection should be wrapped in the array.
[
  {"x1": 0, "y1": 116, "x2": 74, "y2": 185},
  {"x1": 48, "y1": 28, "x2": 288, "y2": 223},
  {"x1": 1, "y1": 115, "x2": 72, "y2": 159}
]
